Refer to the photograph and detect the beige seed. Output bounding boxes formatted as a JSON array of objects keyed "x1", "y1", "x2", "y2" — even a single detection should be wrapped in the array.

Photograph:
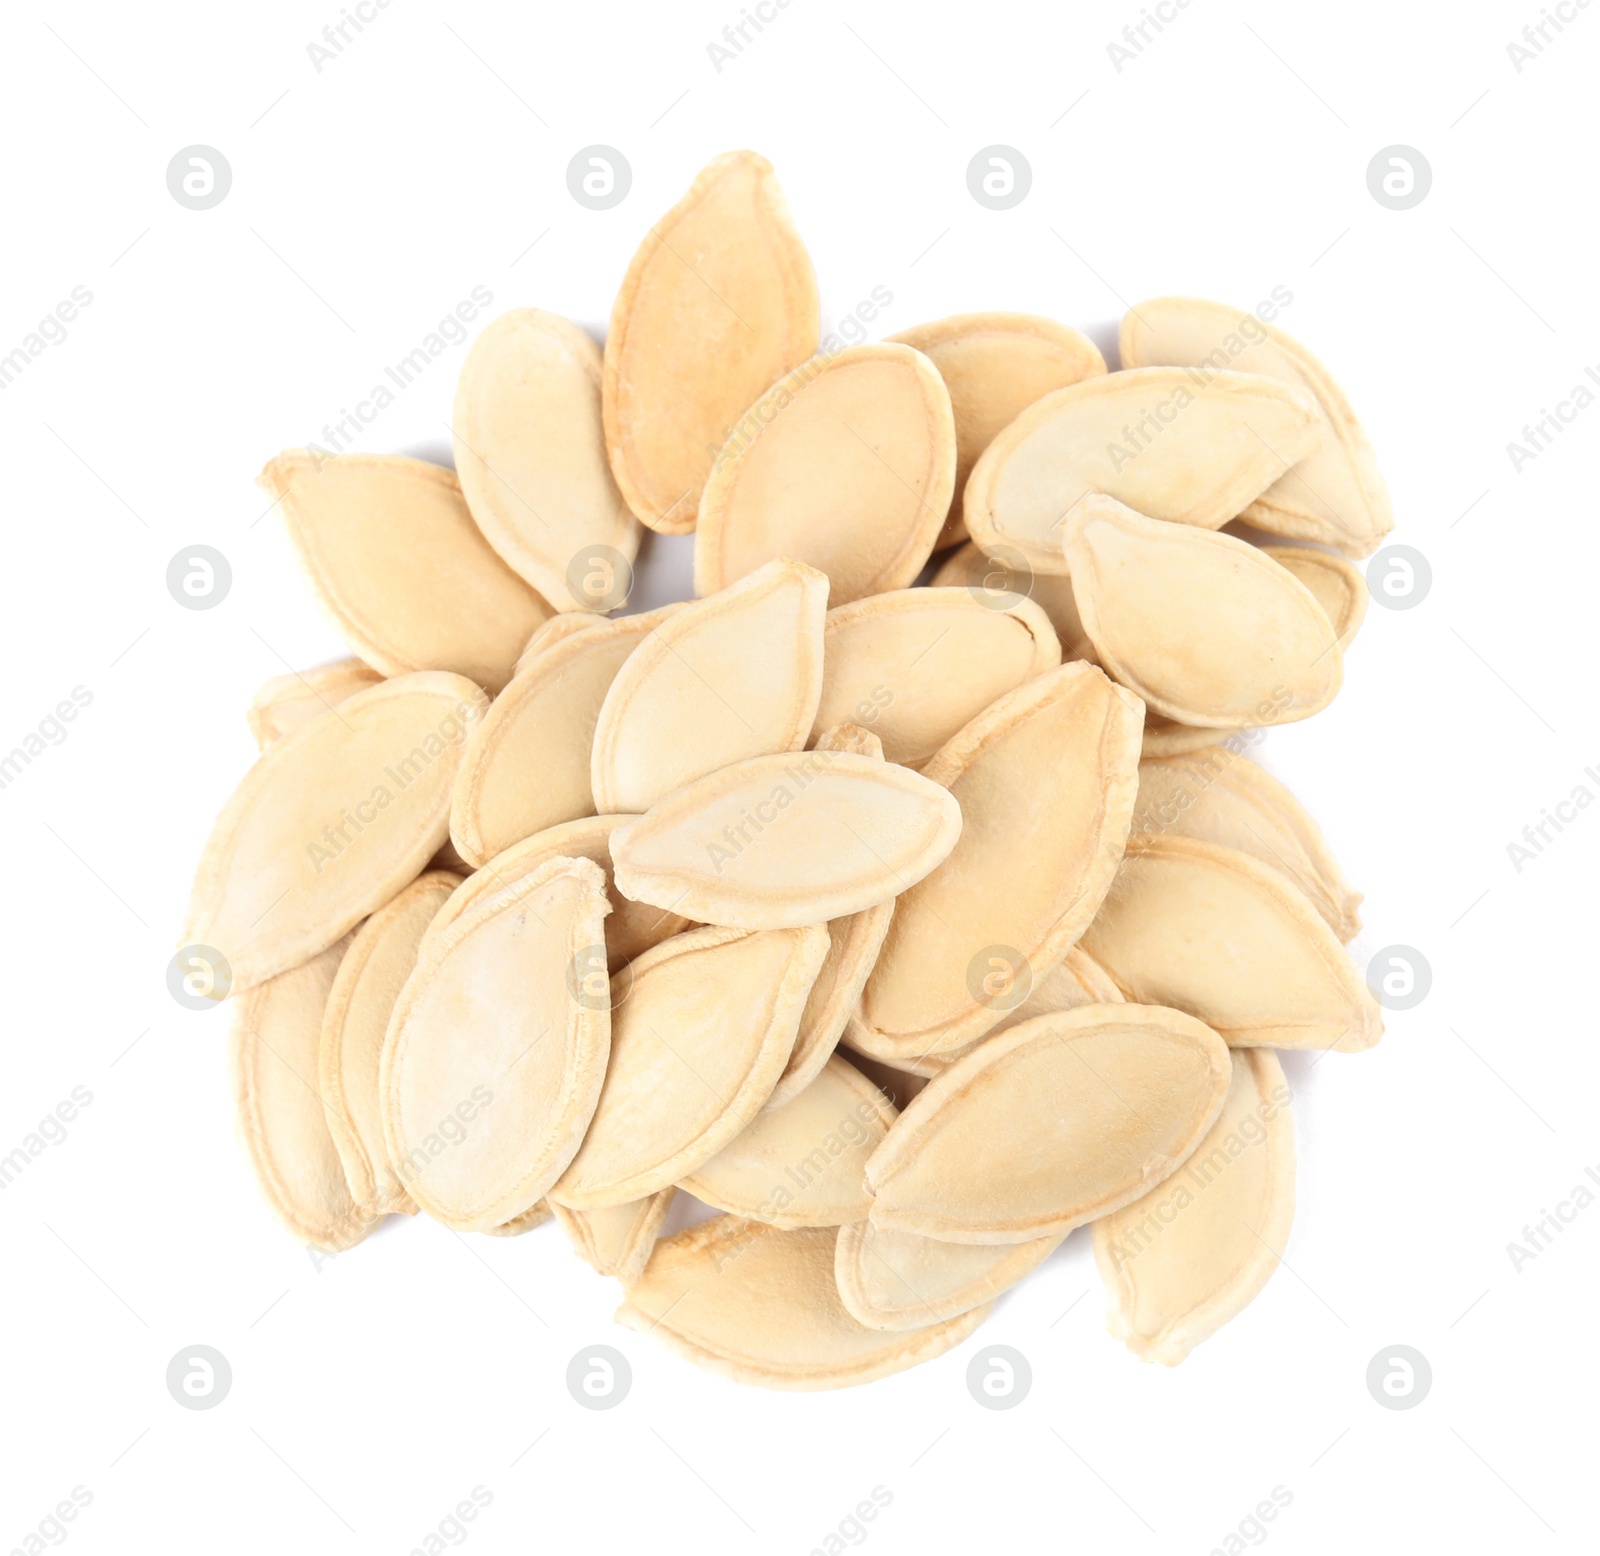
[
  {"x1": 616, "y1": 1217, "x2": 990, "y2": 1390},
  {"x1": 610, "y1": 750, "x2": 962, "y2": 931},
  {"x1": 513, "y1": 610, "x2": 610, "y2": 678},
  {"x1": 1260, "y1": 544, "x2": 1368, "y2": 650},
  {"x1": 963, "y1": 367, "x2": 1322, "y2": 576},
  {"x1": 603, "y1": 150, "x2": 819, "y2": 533},
  {"x1": 812, "y1": 588, "x2": 1061, "y2": 768},
  {"x1": 681, "y1": 1055, "x2": 896, "y2": 1228},
  {"x1": 1120, "y1": 296, "x2": 1393, "y2": 558},
  {"x1": 550, "y1": 1191, "x2": 676, "y2": 1283},
  {"x1": 693, "y1": 343, "x2": 956, "y2": 605},
  {"x1": 1094, "y1": 1049, "x2": 1294, "y2": 1365},
  {"x1": 550, "y1": 924, "x2": 827, "y2": 1208},
  {"x1": 453, "y1": 308, "x2": 639, "y2": 611},
  {"x1": 184, "y1": 672, "x2": 488, "y2": 995},
  {"x1": 486, "y1": 1200, "x2": 552, "y2": 1237},
  {"x1": 1134, "y1": 748, "x2": 1363, "y2": 940},
  {"x1": 258, "y1": 452, "x2": 551, "y2": 694},
  {"x1": 1081, "y1": 834, "x2": 1382, "y2": 1050},
  {"x1": 318, "y1": 871, "x2": 460, "y2": 1218},
  {"x1": 247, "y1": 659, "x2": 382, "y2": 750},
  {"x1": 450, "y1": 604, "x2": 684, "y2": 866},
  {"x1": 888, "y1": 312, "x2": 1106, "y2": 550},
  {"x1": 381, "y1": 856, "x2": 612, "y2": 1230},
  {"x1": 1142, "y1": 712, "x2": 1245, "y2": 759},
  {"x1": 1064, "y1": 494, "x2": 1342, "y2": 728},
  {"x1": 865, "y1": 1004, "x2": 1231, "y2": 1244},
  {"x1": 591, "y1": 558, "x2": 828, "y2": 814},
  {"x1": 852, "y1": 662, "x2": 1142, "y2": 1058},
  {"x1": 930, "y1": 542, "x2": 1097, "y2": 664}
]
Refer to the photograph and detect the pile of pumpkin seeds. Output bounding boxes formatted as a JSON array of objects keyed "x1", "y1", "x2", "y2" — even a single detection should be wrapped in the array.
[{"x1": 188, "y1": 148, "x2": 1390, "y2": 1388}]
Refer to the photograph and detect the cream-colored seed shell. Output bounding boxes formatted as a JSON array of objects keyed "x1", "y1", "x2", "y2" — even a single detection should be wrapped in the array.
[
  {"x1": 1260, "y1": 544, "x2": 1368, "y2": 650},
  {"x1": 551, "y1": 1191, "x2": 676, "y2": 1284},
  {"x1": 247, "y1": 659, "x2": 383, "y2": 750},
  {"x1": 930, "y1": 543, "x2": 1096, "y2": 664}
]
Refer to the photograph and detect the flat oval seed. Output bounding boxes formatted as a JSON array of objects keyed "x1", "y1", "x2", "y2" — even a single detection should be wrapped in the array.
[
  {"x1": 1094, "y1": 1049, "x2": 1294, "y2": 1365},
  {"x1": 813, "y1": 588, "x2": 1061, "y2": 767},
  {"x1": 1120, "y1": 296, "x2": 1393, "y2": 557},
  {"x1": 513, "y1": 610, "x2": 610, "y2": 678},
  {"x1": 1142, "y1": 712, "x2": 1245, "y2": 759},
  {"x1": 487, "y1": 1200, "x2": 552, "y2": 1237},
  {"x1": 693, "y1": 343, "x2": 956, "y2": 605},
  {"x1": 258, "y1": 452, "x2": 552, "y2": 694},
  {"x1": 247, "y1": 659, "x2": 382, "y2": 750},
  {"x1": 681, "y1": 1056, "x2": 896, "y2": 1227},
  {"x1": 319, "y1": 871, "x2": 459, "y2": 1218},
  {"x1": 853, "y1": 662, "x2": 1142, "y2": 1058},
  {"x1": 888, "y1": 312, "x2": 1106, "y2": 550},
  {"x1": 865, "y1": 1004, "x2": 1231, "y2": 1244},
  {"x1": 381, "y1": 856, "x2": 612, "y2": 1230},
  {"x1": 450, "y1": 604, "x2": 684, "y2": 866},
  {"x1": 1134, "y1": 748, "x2": 1363, "y2": 940},
  {"x1": 453, "y1": 308, "x2": 639, "y2": 611},
  {"x1": 1260, "y1": 544, "x2": 1368, "y2": 650},
  {"x1": 550, "y1": 924, "x2": 829, "y2": 1208},
  {"x1": 427, "y1": 815, "x2": 690, "y2": 973},
  {"x1": 611, "y1": 750, "x2": 963, "y2": 931},
  {"x1": 615, "y1": 1217, "x2": 990, "y2": 1390},
  {"x1": 184, "y1": 672, "x2": 488, "y2": 994},
  {"x1": 232, "y1": 936, "x2": 374, "y2": 1252},
  {"x1": 964, "y1": 368, "x2": 1322, "y2": 576},
  {"x1": 591, "y1": 558, "x2": 828, "y2": 814},
  {"x1": 604, "y1": 149, "x2": 819, "y2": 533},
  {"x1": 1081, "y1": 834, "x2": 1382, "y2": 1050},
  {"x1": 835, "y1": 1221, "x2": 1063, "y2": 1331},
  {"x1": 550, "y1": 1191, "x2": 676, "y2": 1284},
  {"x1": 1065, "y1": 494, "x2": 1342, "y2": 727},
  {"x1": 930, "y1": 542, "x2": 1096, "y2": 663}
]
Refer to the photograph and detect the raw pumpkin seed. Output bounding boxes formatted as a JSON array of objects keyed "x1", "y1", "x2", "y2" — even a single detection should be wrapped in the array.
[
  {"x1": 1064, "y1": 494, "x2": 1342, "y2": 727},
  {"x1": 550, "y1": 924, "x2": 827, "y2": 1208},
  {"x1": 1142, "y1": 712, "x2": 1245, "y2": 759},
  {"x1": 610, "y1": 749, "x2": 962, "y2": 931},
  {"x1": 184, "y1": 672, "x2": 488, "y2": 995},
  {"x1": 247, "y1": 659, "x2": 382, "y2": 749},
  {"x1": 603, "y1": 150, "x2": 819, "y2": 533},
  {"x1": 550, "y1": 1190, "x2": 676, "y2": 1283},
  {"x1": 1094, "y1": 1048, "x2": 1294, "y2": 1365},
  {"x1": 1260, "y1": 544, "x2": 1368, "y2": 650},
  {"x1": 1081, "y1": 834, "x2": 1382, "y2": 1050},
  {"x1": 590, "y1": 558, "x2": 827, "y2": 814},
  {"x1": 615, "y1": 1216, "x2": 990, "y2": 1390},
  {"x1": 887, "y1": 312, "x2": 1106, "y2": 550},
  {"x1": 693, "y1": 342, "x2": 956, "y2": 605},
  {"x1": 963, "y1": 367, "x2": 1322, "y2": 576},
  {"x1": 258, "y1": 452, "x2": 551, "y2": 694},
  {"x1": 380, "y1": 855, "x2": 612, "y2": 1230},
  {"x1": 453, "y1": 308, "x2": 639, "y2": 611},
  {"x1": 929, "y1": 541, "x2": 1096, "y2": 664},
  {"x1": 487, "y1": 1199, "x2": 552, "y2": 1237},
  {"x1": 865, "y1": 1004, "x2": 1231, "y2": 1244},
  {"x1": 1119, "y1": 296, "x2": 1393, "y2": 557}
]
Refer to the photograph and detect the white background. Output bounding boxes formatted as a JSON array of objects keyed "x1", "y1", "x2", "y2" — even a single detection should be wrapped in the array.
[{"x1": 1, "y1": 1, "x2": 1595, "y2": 1551}]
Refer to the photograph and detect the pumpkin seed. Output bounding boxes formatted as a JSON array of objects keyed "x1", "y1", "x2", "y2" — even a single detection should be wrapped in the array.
[
  {"x1": 232, "y1": 936, "x2": 373, "y2": 1252},
  {"x1": 450, "y1": 604, "x2": 684, "y2": 866},
  {"x1": 1093, "y1": 1048, "x2": 1294, "y2": 1364},
  {"x1": 319, "y1": 871, "x2": 459, "y2": 1218},
  {"x1": 963, "y1": 367, "x2": 1322, "y2": 576},
  {"x1": 453, "y1": 308, "x2": 639, "y2": 611},
  {"x1": 1134, "y1": 748, "x2": 1363, "y2": 940},
  {"x1": 1064, "y1": 494, "x2": 1342, "y2": 727},
  {"x1": 184, "y1": 672, "x2": 488, "y2": 995},
  {"x1": 1260, "y1": 544, "x2": 1367, "y2": 650},
  {"x1": 591, "y1": 558, "x2": 827, "y2": 814},
  {"x1": 852, "y1": 662, "x2": 1142, "y2": 1058},
  {"x1": 1142, "y1": 713, "x2": 1244, "y2": 759},
  {"x1": 887, "y1": 312, "x2": 1106, "y2": 550},
  {"x1": 603, "y1": 150, "x2": 819, "y2": 533},
  {"x1": 550, "y1": 924, "x2": 828, "y2": 1208},
  {"x1": 486, "y1": 1199, "x2": 552, "y2": 1237},
  {"x1": 550, "y1": 1190, "x2": 676, "y2": 1283},
  {"x1": 258, "y1": 452, "x2": 551, "y2": 694},
  {"x1": 1119, "y1": 296, "x2": 1392, "y2": 557},
  {"x1": 866, "y1": 1004, "x2": 1231, "y2": 1244},
  {"x1": 812, "y1": 588, "x2": 1061, "y2": 767},
  {"x1": 929, "y1": 542, "x2": 1096, "y2": 663},
  {"x1": 693, "y1": 343, "x2": 956, "y2": 605},
  {"x1": 513, "y1": 610, "x2": 610, "y2": 678},
  {"x1": 247, "y1": 659, "x2": 382, "y2": 749},
  {"x1": 610, "y1": 749, "x2": 962, "y2": 931},
  {"x1": 1081, "y1": 834, "x2": 1382, "y2": 1050},
  {"x1": 380, "y1": 855, "x2": 612, "y2": 1230},
  {"x1": 615, "y1": 1216, "x2": 989, "y2": 1390},
  {"x1": 835, "y1": 1220, "x2": 1063, "y2": 1331},
  {"x1": 681, "y1": 1055, "x2": 895, "y2": 1228}
]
